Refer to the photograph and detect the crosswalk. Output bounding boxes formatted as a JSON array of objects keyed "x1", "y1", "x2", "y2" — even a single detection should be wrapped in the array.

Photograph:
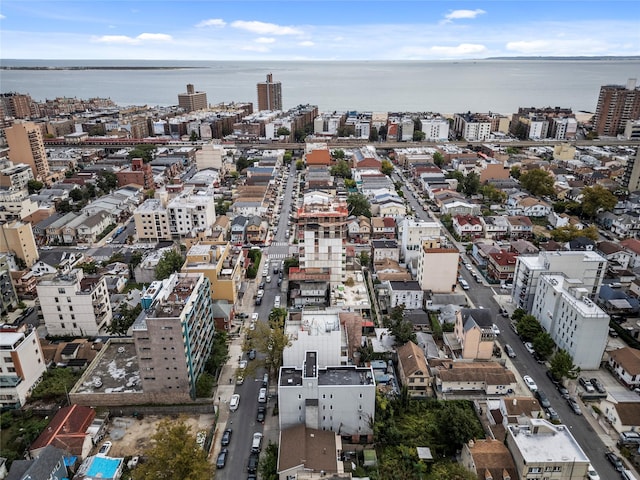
[
  {"x1": 270, "y1": 241, "x2": 289, "y2": 247},
  {"x1": 267, "y1": 252, "x2": 289, "y2": 260}
]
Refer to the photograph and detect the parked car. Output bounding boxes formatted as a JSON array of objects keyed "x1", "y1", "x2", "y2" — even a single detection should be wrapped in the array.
[
  {"x1": 500, "y1": 307, "x2": 509, "y2": 318},
  {"x1": 258, "y1": 387, "x2": 267, "y2": 403},
  {"x1": 230, "y1": 394, "x2": 240, "y2": 412},
  {"x1": 492, "y1": 324, "x2": 500, "y2": 335},
  {"x1": 605, "y1": 451, "x2": 624, "y2": 472},
  {"x1": 523, "y1": 375, "x2": 538, "y2": 392},
  {"x1": 216, "y1": 448, "x2": 228, "y2": 469},
  {"x1": 504, "y1": 344, "x2": 516, "y2": 358},
  {"x1": 546, "y1": 369, "x2": 561, "y2": 387},
  {"x1": 247, "y1": 453, "x2": 260, "y2": 473},
  {"x1": 98, "y1": 441, "x2": 112, "y2": 456},
  {"x1": 586, "y1": 464, "x2": 600, "y2": 480},
  {"x1": 524, "y1": 342, "x2": 535, "y2": 355},
  {"x1": 256, "y1": 406, "x2": 266, "y2": 423},
  {"x1": 567, "y1": 397, "x2": 582, "y2": 415},
  {"x1": 579, "y1": 377, "x2": 595, "y2": 393},
  {"x1": 221, "y1": 428, "x2": 232, "y2": 446},
  {"x1": 546, "y1": 407, "x2": 560, "y2": 423},
  {"x1": 251, "y1": 432, "x2": 263, "y2": 453},
  {"x1": 590, "y1": 377, "x2": 606, "y2": 394},
  {"x1": 535, "y1": 390, "x2": 551, "y2": 408},
  {"x1": 248, "y1": 349, "x2": 256, "y2": 360}
]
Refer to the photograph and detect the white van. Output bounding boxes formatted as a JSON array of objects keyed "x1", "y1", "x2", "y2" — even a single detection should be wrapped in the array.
[
  {"x1": 229, "y1": 394, "x2": 240, "y2": 412},
  {"x1": 274, "y1": 295, "x2": 281, "y2": 308},
  {"x1": 459, "y1": 279, "x2": 469, "y2": 290},
  {"x1": 258, "y1": 388, "x2": 267, "y2": 403},
  {"x1": 251, "y1": 432, "x2": 263, "y2": 453},
  {"x1": 622, "y1": 470, "x2": 639, "y2": 480}
]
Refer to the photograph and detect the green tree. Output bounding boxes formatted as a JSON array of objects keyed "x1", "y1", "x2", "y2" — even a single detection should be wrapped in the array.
[
  {"x1": 551, "y1": 224, "x2": 599, "y2": 242},
  {"x1": 344, "y1": 178, "x2": 356, "y2": 189},
  {"x1": 519, "y1": 169, "x2": 555, "y2": 197},
  {"x1": 428, "y1": 462, "x2": 477, "y2": 480},
  {"x1": 69, "y1": 188, "x2": 84, "y2": 202},
  {"x1": 347, "y1": 193, "x2": 372, "y2": 218},
  {"x1": 276, "y1": 126, "x2": 291, "y2": 137},
  {"x1": 369, "y1": 126, "x2": 379, "y2": 142},
  {"x1": 461, "y1": 172, "x2": 480, "y2": 196},
  {"x1": 27, "y1": 179, "x2": 44, "y2": 194},
  {"x1": 433, "y1": 151, "x2": 444, "y2": 168},
  {"x1": 359, "y1": 251, "x2": 370, "y2": 267},
  {"x1": 79, "y1": 262, "x2": 98, "y2": 274},
  {"x1": 516, "y1": 314, "x2": 543, "y2": 342},
  {"x1": 333, "y1": 149, "x2": 345, "y2": 160},
  {"x1": 189, "y1": 130, "x2": 199, "y2": 142},
  {"x1": 381, "y1": 159, "x2": 394, "y2": 176},
  {"x1": 127, "y1": 144, "x2": 157, "y2": 163},
  {"x1": 56, "y1": 199, "x2": 74, "y2": 213},
  {"x1": 581, "y1": 185, "x2": 617, "y2": 219},
  {"x1": 434, "y1": 401, "x2": 485, "y2": 456},
  {"x1": 412, "y1": 130, "x2": 426, "y2": 141},
  {"x1": 446, "y1": 170, "x2": 465, "y2": 185},
  {"x1": 236, "y1": 156, "x2": 256, "y2": 172},
  {"x1": 132, "y1": 417, "x2": 212, "y2": 480},
  {"x1": 283, "y1": 151, "x2": 293, "y2": 163},
  {"x1": 259, "y1": 441, "x2": 278, "y2": 480},
  {"x1": 251, "y1": 319, "x2": 291, "y2": 379},
  {"x1": 107, "y1": 303, "x2": 142, "y2": 335},
  {"x1": 550, "y1": 349, "x2": 580, "y2": 380},
  {"x1": 533, "y1": 331, "x2": 555, "y2": 359},
  {"x1": 96, "y1": 170, "x2": 118, "y2": 193},
  {"x1": 195, "y1": 372, "x2": 214, "y2": 397},
  {"x1": 378, "y1": 124, "x2": 388, "y2": 141},
  {"x1": 30, "y1": 368, "x2": 80, "y2": 401},
  {"x1": 481, "y1": 184, "x2": 507, "y2": 203},
  {"x1": 295, "y1": 159, "x2": 304, "y2": 170},
  {"x1": 511, "y1": 308, "x2": 526, "y2": 322},
  {"x1": 387, "y1": 305, "x2": 416, "y2": 346},
  {"x1": 330, "y1": 159, "x2": 352, "y2": 178},
  {"x1": 155, "y1": 249, "x2": 184, "y2": 280}
]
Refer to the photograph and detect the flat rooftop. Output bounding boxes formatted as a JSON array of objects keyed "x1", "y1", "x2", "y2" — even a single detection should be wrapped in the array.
[
  {"x1": 318, "y1": 366, "x2": 375, "y2": 386},
  {"x1": 508, "y1": 420, "x2": 588, "y2": 463},
  {"x1": 73, "y1": 340, "x2": 141, "y2": 394}
]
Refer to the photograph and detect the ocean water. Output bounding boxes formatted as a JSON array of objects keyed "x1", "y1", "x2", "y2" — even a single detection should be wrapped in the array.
[{"x1": 1, "y1": 59, "x2": 639, "y2": 114}]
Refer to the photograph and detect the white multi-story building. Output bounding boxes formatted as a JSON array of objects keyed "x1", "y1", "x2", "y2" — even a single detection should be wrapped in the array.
[
  {"x1": 195, "y1": 143, "x2": 225, "y2": 171},
  {"x1": 421, "y1": 117, "x2": 450, "y2": 141},
  {"x1": 416, "y1": 243, "x2": 459, "y2": 293},
  {"x1": 133, "y1": 199, "x2": 172, "y2": 242},
  {"x1": 0, "y1": 323, "x2": 46, "y2": 408},
  {"x1": 399, "y1": 218, "x2": 442, "y2": 264},
  {"x1": 297, "y1": 192, "x2": 348, "y2": 285},
  {"x1": 506, "y1": 419, "x2": 590, "y2": 480},
  {"x1": 278, "y1": 351, "x2": 375, "y2": 442},
  {"x1": 511, "y1": 250, "x2": 607, "y2": 312},
  {"x1": 37, "y1": 269, "x2": 112, "y2": 337},
  {"x1": 167, "y1": 190, "x2": 216, "y2": 238},
  {"x1": 532, "y1": 274, "x2": 609, "y2": 369},
  {"x1": 400, "y1": 118, "x2": 414, "y2": 141},
  {"x1": 283, "y1": 309, "x2": 345, "y2": 367},
  {"x1": 453, "y1": 114, "x2": 491, "y2": 141}
]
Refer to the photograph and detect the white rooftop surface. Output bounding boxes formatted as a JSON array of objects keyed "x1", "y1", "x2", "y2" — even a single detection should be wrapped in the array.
[
  {"x1": 0, "y1": 332, "x2": 24, "y2": 346},
  {"x1": 518, "y1": 250, "x2": 605, "y2": 270},
  {"x1": 543, "y1": 275, "x2": 606, "y2": 316},
  {"x1": 508, "y1": 419, "x2": 589, "y2": 463},
  {"x1": 285, "y1": 310, "x2": 341, "y2": 338}
]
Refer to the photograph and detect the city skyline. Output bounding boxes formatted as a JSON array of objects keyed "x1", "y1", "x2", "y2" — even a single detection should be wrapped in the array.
[{"x1": 1, "y1": 1, "x2": 639, "y2": 61}]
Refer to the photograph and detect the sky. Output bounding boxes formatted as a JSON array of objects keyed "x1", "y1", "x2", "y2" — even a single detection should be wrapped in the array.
[{"x1": 1, "y1": 1, "x2": 639, "y2": 61}]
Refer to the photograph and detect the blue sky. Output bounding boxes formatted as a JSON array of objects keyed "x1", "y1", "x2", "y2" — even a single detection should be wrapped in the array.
[{"x1": 1, "y1": 1, "x2": 639, "y2": 60}]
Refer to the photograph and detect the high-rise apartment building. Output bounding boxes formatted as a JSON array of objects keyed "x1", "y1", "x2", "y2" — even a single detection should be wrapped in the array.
[
  {"x1": 594, "y1": 78, "x2": 640, "y2": 137},
  {"x1": 0, "y1": 93, "x2": 34, "y2": 119},
  {"x1": 37, "y1": 269, "x2": 113, "y2": 336},
  {"x1": 0, "y1": 323, "x2": 46, "y2": 408},
  {"x1": 257, "y1": 73, "x2": 282, "y2": 111},
  {"x1": 622, "y1": 147, "x2": 640, "y2": 191},
  {"x1": 297, "y1": 192, "x2": 348, "y2": 285},
  {"x1": 133, "y1": 273, "x2": 215, "y2": 400},
  {"x1": 5, "y1": 121, "x2": 50, "y2": 181},
  {"x1": 0, "y1": 220, "x2": 39, "y2": 268},
  {"x1": 177, "y1": 84, "x2": 208, "y2": 112}
]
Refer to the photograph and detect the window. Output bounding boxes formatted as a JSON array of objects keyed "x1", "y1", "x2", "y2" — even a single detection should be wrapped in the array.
[{"x1": 58, "y1": 288, "x2": 66, "y2": 294}]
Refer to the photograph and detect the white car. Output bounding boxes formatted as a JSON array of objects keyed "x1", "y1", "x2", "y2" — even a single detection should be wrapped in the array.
[
  {"x1": 251, "y1": 313, "x2": 259, "y2": 322},
  {"x1": 524, "y1": 342, "x2": 535, "y2": 355},
  {"x1": 492, "y1": 324, "x2": 501, "y2": 335},
  {"x1": 523, "y1": 375, "x2": 538, "y2": 392},
  {"x1": 98, "y1": 441, "x2": 112, "y2": 456},
  {"x1": 464, "y1": 263, "x2": 473, "y2": 271},
  {"x1": 229, "y1": 394, "x2": 240, "y2": 412},
  {"x1": 586, "y1": 464, "x2": 600, "y2": 480}
]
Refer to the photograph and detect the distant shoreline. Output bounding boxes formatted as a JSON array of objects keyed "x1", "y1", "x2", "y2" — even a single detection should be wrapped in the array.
[{"x1": 0, "y1": 66, "x2": 198, "y2": 71}]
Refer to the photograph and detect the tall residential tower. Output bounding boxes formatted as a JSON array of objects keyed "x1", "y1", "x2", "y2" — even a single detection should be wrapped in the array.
[
  {"x1": 257, "y1": 73, "x2": 282, "y2": 111},
  {"x1": 5, "y1": 121, "x2": 50, "y2": 181},
  {"x1": 594, "y1": 78, "x2": 640, "y2": 137},
  {"x1": 178, "y1": 84, "x2": 208, "y2": 112}
]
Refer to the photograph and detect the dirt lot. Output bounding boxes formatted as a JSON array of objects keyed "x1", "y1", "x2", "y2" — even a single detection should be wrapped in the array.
[{"x1": 104, "y1": 414, "x2": 216, "y2": 458}]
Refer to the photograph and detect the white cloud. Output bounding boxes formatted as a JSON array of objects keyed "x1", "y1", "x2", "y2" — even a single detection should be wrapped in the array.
[
  {"x1": 240, "y1": 44, "x2": 270, "y2": 52},
  {"x1": 196, "y1": 18, "x2": 226, "y2": 28},
  {"x1": 430, "y1": 43, "x2": 487, "y2": 56},
  {"x1": 299, "y1": 41, "x2": 315, "y2": 47},
  {"x1": 0, "y1": 14, "x2": 6, "y2": 20},
  {"x1": 443, "y1": 9, "x2": 486, "y2": 23},
  {"x1": 92, "y1": 33, "x2": 173, "y2": 44},
  {"x1": 231, "y1": 20, "x2": 302, "y2": 36},
  {"x1": 255, "y1": 37, "x2": 275, "y2": 44}
]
